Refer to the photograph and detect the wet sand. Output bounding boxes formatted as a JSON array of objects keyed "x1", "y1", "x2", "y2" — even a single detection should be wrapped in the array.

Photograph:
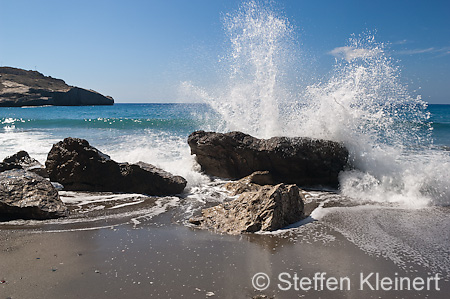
[{"x1": 1, "y1": 210, "x2": 448, "y2": 299}]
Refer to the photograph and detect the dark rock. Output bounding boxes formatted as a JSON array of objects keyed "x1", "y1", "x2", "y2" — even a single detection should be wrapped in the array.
[
  {"x1": 0, "y1": 161, "x2": 22, "y2": 172},
  {"x1": 191, "y1": 183, "x2": 305, "y2": 234},
  {"x1": 188, "y1": 131, "x2": 349, "y2": 188},
  {"x1": 1, "y1": 150, "x2": 48, "y2": 177},
  {"x1": 0, "y1": 67, "x2": 113, "y2": 107},
  {"x1": 45, "y1": 137, "x2": 186, "y2": 195},
  {"x1": 0, "y1": 169, "x2": 68, "y2": 220}
]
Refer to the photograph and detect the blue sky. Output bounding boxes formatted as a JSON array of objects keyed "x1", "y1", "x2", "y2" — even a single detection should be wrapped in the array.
[{"x1": 1, "y1": 0, "x2": 449, "y2": 104}]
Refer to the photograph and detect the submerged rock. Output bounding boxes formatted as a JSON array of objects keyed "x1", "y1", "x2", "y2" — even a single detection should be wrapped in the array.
[
  {"x1": 0, "y1": 169, "x2": 68, "y2": 220},
  {"x1": 0, "y1": 150, "x2": 48, "y2": 177},
  {"x1": 190, "y1": 183, "x2": 305, "y2": 234},
  {"x1": 0, "y1": 67, "x2": 113, "y2": 106},
  {"x1": 45, "y1": 137, "x2": 186, "y2": 195},
  {"x1": 188, "y1": 130, "x2": 349, "y2": 188}
]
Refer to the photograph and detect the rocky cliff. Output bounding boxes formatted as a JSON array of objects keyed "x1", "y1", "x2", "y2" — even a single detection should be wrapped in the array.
[{"x1": 0, "y1": 67, "x2": 114, "y2": 106}]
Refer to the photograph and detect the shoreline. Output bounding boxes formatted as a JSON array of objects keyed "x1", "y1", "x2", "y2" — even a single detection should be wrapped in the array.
[{"x1": 1, "y1": 206, "x2": 448, "y2": 299}]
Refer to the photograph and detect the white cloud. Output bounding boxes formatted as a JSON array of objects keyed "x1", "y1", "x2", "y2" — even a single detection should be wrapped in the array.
[
  {"x1": 393, "y1": 39, "x2": 408, "y2": 45},
  {"x1": 396, "y1": 48, "x2": 435, "y2": 55},
  {"x1": 329, "y1": 46, "x2": 382, "y2": 61},
  {"x1": 395, "y1": 47, "x2": 450, "y2": 56}
]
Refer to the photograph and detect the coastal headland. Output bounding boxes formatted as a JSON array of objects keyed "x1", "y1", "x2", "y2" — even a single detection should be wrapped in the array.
[{"x1": 0, "y1": 67, "x2": 114, "y2": 107}]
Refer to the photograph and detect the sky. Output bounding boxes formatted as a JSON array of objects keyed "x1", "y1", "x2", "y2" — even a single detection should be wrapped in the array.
[{"x1": 1, "y1": 0, "x2": 449, "y2": 104}]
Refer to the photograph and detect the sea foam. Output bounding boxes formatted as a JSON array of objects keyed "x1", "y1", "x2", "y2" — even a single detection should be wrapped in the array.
[{"x1": 182, "y1": 0, "x2": 450, "y2": 207}]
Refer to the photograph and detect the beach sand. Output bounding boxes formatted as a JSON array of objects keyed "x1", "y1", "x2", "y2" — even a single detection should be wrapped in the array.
[{"x1": 1, "y1": 207, "x2": 448, "y2": 299}]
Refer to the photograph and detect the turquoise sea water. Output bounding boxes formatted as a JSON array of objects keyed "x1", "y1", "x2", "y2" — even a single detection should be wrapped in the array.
[
  {"x1": 428, "y1": 104, "x2": 450, "y2": 148},
  {"x1": 0, "y1": 103, "x2": 449, "y2": 149},
  {"x1": 0, "y1": 104, "x2": 214, "y2": 166},
  {"x1": 0, "y1": 103, "x2": 449, "y2": 207},
  {"x1": 0, "y1": 103, "x2": 209, "y2": 137}
]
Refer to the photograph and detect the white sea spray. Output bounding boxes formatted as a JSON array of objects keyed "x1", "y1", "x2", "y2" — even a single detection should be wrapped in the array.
[{"x1": 183, "y1": 0, "x2": 450, "y2": 206}]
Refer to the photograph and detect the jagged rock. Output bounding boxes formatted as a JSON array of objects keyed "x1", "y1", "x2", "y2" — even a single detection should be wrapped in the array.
[
  {"x1": 224, "y1": 171, "x2": 317, "y2": 216},
  {"x1": 0, "y1": 150, "x2": 48, "y2": 177},
  {"x1": 188, "y1": 131, "x2": 349, "y2": 188},
  {"x1": 0, "y1": 169, "x2": 68, "y2": 220},
  {"x1": 0, "y1": 67, "x2": 113, "y2": 106},
  {"x1": 190, "y1": 183, "x2": 305, "y2": 234},
  {"x1": 45, "y1": 137, "x2": 186, "y2": 195},
  {"x1": 224, "y1": 171, "x2": 275, "y2": 196}
]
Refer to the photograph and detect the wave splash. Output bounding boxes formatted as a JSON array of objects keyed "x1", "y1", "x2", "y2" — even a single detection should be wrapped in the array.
[
  {"x1": 182, "y1": 0, "x2": 297, "y2": 138},
  {"x1": 183, "y1": 0, "x2": 450, "y2": 206}
]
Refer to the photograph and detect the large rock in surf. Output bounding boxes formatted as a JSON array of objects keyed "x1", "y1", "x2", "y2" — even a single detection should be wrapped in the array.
[
  {"x1": 0, "y1": 169, "x2": 68, "y2": 220},
  {"x1": 45, "y1": 137, "x2": 186, "y2": 195},
  {"x1": 188, "y1": 131, "x2": 349, "y2": 188},
  {"x1": 190, "y1": 183, "x2": 305, "y2": 234},
  {"x1": 0, "y1": 67, "x2": 113, "y2": 106},
  {"x1": 0, "y1": 150, "x2": 48, "y2": 177}
]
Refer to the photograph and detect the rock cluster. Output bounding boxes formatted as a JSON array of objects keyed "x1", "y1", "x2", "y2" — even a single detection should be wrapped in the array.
[
  {"x1": 0, "y1": 129, "x2": 348, "y2": 228},
  {"x1": 188, "y1": 130, "x2": 350, "y2": 234},
  {"x1": 0, "y1": 138, "x2": 187, "y2": 221}
]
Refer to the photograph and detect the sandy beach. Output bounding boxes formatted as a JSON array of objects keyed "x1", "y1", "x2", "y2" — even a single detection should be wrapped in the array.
[{"x1": 1, "y1": 204, "x2": 448, "y2": 299}]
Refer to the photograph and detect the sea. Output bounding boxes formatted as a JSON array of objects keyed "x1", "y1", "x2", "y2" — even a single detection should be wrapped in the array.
[{"x1": 0, "y1": 0, "x2": 449, "y2": 279}]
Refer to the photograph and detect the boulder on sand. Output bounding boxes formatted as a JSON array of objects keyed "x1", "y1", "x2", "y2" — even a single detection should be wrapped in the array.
[
  {"x1": 190, "y1": 183, "x2": 305, "y2": 234},
  {"x1": 188, "y1": 131, "x2": 349, "y2": 188},
  {"x1": 0, "y1": 169, "x2": 68, "y2": 220},
  {"x1": 45, "y1": 137, "x2": 186, "y2": 195}
]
